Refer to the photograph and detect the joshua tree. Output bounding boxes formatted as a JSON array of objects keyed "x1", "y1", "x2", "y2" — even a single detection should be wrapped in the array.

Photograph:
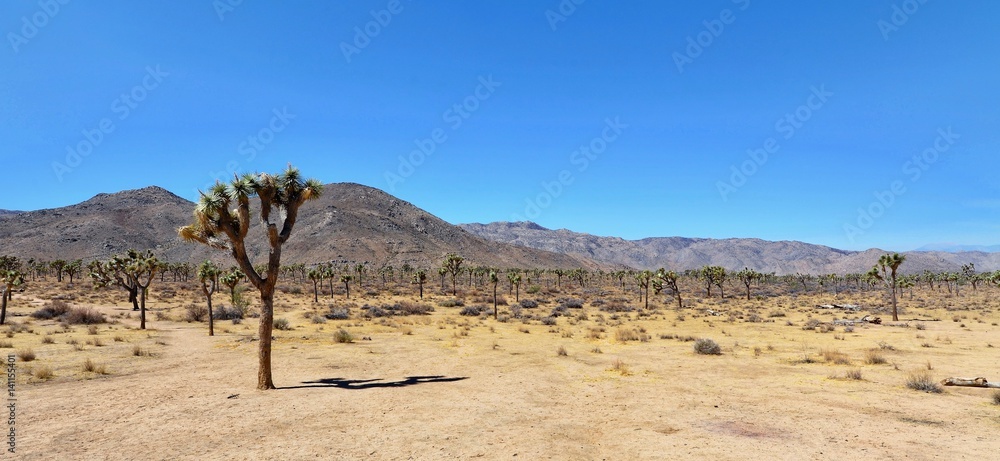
[
  {"x1": 736, "y1": 267, "x2": 762, "y2": 301},
  {"x1": 340, "y1": 274, "x2": 352, "y2": 300},
  {"x1": 489, "y1": 269, "x2": 500, "y2": 319},
  {"x1": 412, "y1": 269, "x2": 427, "y2": 299},
  {"x1": 700, "y1": 266, "x2": 727, "y2": 299},
  {"x1": 442, "y1": 254, "x2": 464, "y2": 296},
  {"x1": 220, "y1": 268, "x2": 244, "y2": 305},
  {"x1": 552, "y1": 269, "x2": 564, "y2": 289},
  {"x1": 89, "y1": 249, "x2": 159, "y2": 329},
  {"x1": 65, "y1": 259, "x2": 83, "y2": 285},
  {"x1": 507, "y1": 271, "x2": 522, "y2": 302},
  {"x1": 50, "y1": 259, "x2": 67, "y2": 282},
  {"x1": 634, "y1": 270, "x2": 652, "y2": 309},
  {"x1": 655, "y1": 269, "x2": 683, "y2": 309},
  {"x1": 354, "y1": 263, "x2": 366, "y2": 289},
  {"x1": 0, "y1": 269, "x2": 25, "y2": 325},
  {"x1": 197, "y1": 260, "x2": 220, "y2": 336},
  {"x1": 178, "y1": 165, "x2": 323, "y2": 390},
  {"x1": 867, "y1": 253, "x2": 905, "y2": 322},
  {"x1": 307, "y1": 267, "x2": 322, "y2": 303}
]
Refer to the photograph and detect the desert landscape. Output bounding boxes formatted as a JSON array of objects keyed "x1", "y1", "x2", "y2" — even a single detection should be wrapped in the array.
[
  {"x1": 4, "y1": 2, "x2": 998, "y2": 460},
  {"x1": 3, "y1": 181, "x2": 1000, "y2": 460}
]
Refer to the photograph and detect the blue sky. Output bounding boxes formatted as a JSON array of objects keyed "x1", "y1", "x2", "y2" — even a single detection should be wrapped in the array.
[{"x1": 2, "y1": 1, "x2": 997, "y2": 252}]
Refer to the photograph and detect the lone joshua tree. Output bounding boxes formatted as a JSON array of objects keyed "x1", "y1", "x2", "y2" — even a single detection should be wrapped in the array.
[
  {"x1": 868, "y1": 253, "x2": 906, "y2": 322},
  {"x1": 197, "y1": 260, "x2": 220, "y2": 336},
  {"x1": 179, "y1": 166, "x2": 322, "y2": 390}
]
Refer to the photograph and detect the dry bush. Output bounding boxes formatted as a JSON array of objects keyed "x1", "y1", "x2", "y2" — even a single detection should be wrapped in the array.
[
  {"x1": 185, "y1": 304, "x2": 209, "y2": 322},
  {"x1": 17, "y1": 348, "x2": 36, "y2": 361},
  {"x1": 273, "y1": 318, "x2": 292, "y2": 330},
  {"x1": 556, "y1": 346, "x2": 568, "y2": 356},
  {"x1": 905, "y1": 372, "x2": 943, "y2": 393},
  {"x1": 609, "y1": 358, "x2": 631, "y2": 376},
  {"x1": 541, "y1": 316, "x2": 557, "y2": 326},
  {"x1": 333, "y1": 329, "x2": 354, "y2": 343},
  {"x1": 992, "y1": 390, "x2": 1000, "y2": 406},
  {"x1": 820, "y1": 349, "x2": 852, "y2": 365},
  {"x1": 31, "y1": 300, "x2": 72, "y2": 319},
  {"x1": 41, "y1": 336, "x2": 55, "y2": 344},
  {"x1": 863, "y1": 350, "x2": 887, "y2": 365},
  {"x1": 615, "y1": 328, "x2": 649, "y2": 342},
  {"x1": 34, "y1": 366, "x2": 54, "y2": 380},
  {"x1": 693, "y1": 338, "x2": 722, "y2": 355},
  {"x1": 437, "y1": 298, "x2": 465, "y2": 308},
  {"x1": 82, "y1": 358, "x2": 108, "y2": 374},
  {"x1": 0, "y1": 340, "x2": 13, "y2": 348},
  {"x1": 459, "y1": 305, "x2": 484, "y2": 316},
  {"x1": 64, "y1": 307, "x2": 107, "y2": 325},
  {"x1": 845, "y1": 369, "x2": 863, "y2": 380}
]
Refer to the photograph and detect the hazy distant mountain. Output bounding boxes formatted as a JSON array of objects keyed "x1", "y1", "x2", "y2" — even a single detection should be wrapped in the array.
[
  {"x1": 0, "y1": 184, "x2": 598, "y2": 269},
  {"x1": 460, "y1": 221, "x2": 1000, "y2": 275},
  {"x1": 0, "y1": 210, "x2": 22, "y2": 216},
  {"x1": 914, "y1": 243, "x2": 1000, "y2": 253}
]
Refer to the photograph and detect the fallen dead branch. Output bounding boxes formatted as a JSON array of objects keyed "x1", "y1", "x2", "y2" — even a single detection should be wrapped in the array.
[{"x1": 940, "y1": 377, "x2": 1000, "y2": 388}]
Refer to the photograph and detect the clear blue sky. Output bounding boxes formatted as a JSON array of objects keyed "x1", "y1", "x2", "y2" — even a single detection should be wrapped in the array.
[{"x1": 2, "y1": 1, "x2": 997, "y2": 252}]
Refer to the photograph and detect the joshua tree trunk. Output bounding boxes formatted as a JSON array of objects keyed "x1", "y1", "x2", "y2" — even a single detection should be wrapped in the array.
[
  {"x1": 312, "y1": 279, "x2": 318, "y2": 303},
  {"x1": 0, "y1": 289, "x2": 8, "y2": 325},
  {"x1": 257, "y1": 287, "x2": 275, "y2": 390},
  {"x1": 493, "y1": 283, "x2": 498, "y2": 319},
  {"x1": 207, "y1": 293, "x2": 215, "y2": 336}
]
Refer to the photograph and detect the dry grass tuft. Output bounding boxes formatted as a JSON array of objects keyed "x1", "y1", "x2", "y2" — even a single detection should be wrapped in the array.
[{"x1": 905, "y1": 372, "x2": 943, "y2": 393}]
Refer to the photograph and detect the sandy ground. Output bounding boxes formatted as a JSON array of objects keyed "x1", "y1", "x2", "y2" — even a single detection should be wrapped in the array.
[{"x1": 8, "y1": 282, "x2": 1000, "y2": 460}]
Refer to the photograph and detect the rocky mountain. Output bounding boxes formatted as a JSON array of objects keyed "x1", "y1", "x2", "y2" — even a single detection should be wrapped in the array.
[
  {"x1": 915, "y1": 243, "x2": 1000, "y2": 253},
  {"x1": 0, "y1": 210, "x2": 22, "y2": 216},
  {"x1": 459, "y1": 221, "x2": 1000, "y2": 275},
  {"x1": 0, "y1": 184, "x2": 598, "y2": 269}
]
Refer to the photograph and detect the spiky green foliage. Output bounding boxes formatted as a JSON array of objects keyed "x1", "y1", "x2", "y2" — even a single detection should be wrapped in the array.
[
  {"x1": 89, "y1": 249, "x2": 159, "y2": 329},
  {"x1": 178, "y1": 165, "x2": 322, "y2": 390},
  {"x1": 197, "y1": 260, "x2": 220, "y2": 335},
  {"x1": 868, "y1": 253, "x2": 906, "y2": 321},
  {"x1": 0, "y1": 268, "x2": 25, "y2": 325}
]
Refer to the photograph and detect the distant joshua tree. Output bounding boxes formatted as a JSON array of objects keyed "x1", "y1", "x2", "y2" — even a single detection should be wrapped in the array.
[
  {"x1": 489, "y1": 269, "x2": 500, "y2": 319},
  {"x1": 340, "y1": 274, "x2": 352, "y2": 300},
  {"x1": 89, "y1": 249, "x2": 159, "y2": 329},
  {"x1": 736, "y1": 267, "x2": 763, "y2": 301},
  {"x1": 867, "y1": 253, "x2": 905, "y2": 322},
  {"x1": 412, "y1": 269, "x2": 427, "y2": 299},
  {"x1": 197, "y1": 260, "x2": 220, "y2": 336},
  {"x1": 442, "y1": 254, "x2": 464, "y2": 296},
  {"x1": 178, "y1": 165, "x2": 322, "y2": 390}
]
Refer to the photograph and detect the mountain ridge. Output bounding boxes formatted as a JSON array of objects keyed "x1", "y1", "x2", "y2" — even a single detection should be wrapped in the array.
[{"x1": 459, "y1": 221, "x2": 1000, "y2": 275}]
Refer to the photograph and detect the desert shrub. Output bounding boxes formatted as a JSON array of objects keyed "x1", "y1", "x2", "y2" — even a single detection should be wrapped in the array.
[
  {"x1": 561, "y1": 298, "x2": 584, "y2": 309},
  {"x1": 526, "y1": 284, "x2": 541, "y2": 294},
  {"x1": 600, "y1": 302, "x2": 635, "y2": 313},
  {"x1": 274, "y1": 318, "x2": 292, "y2": 331},
  {"x1": 820, "y1": 349, "x2": 851, "y2": 365},
  {"x1": 64, "y1": 307, "x2": 106, "y2": 325},
  {"x1": 802, "y1": 319, "x2": 821, "y2": 330},
  {"x1": 609, "y1": 358, "x2": 630, "y2": 375},
  {"x1": 693, "y1": 338, "x2": 722, "y2": 355},
  {"x1": 41, "y1": 336, "x2": 55, "y2": 344},
  {"x1": 437, "y1": 298, "x2": 465, "y2": 308},
  {"x1": 590, "y1": 299, "x2": 605, "y2": 308},
  {"x1": 394, "y1": 301, "x2": 434, "y2": 316},
  {"x1": 615, "y1": 328, "x2": 650, "y2": 342},
  {"x1": 992, "y1": 390, "x2": 1000, "y2": 406},
  {"x1": 509, "y1": 305, "x2": 523, "y2": 319},
  {"x1": 519, "y1": 299, "x2": 538, "y2": 309},
  {"x1": 905, "y1": 372, "x2": 942, "y2": 393},
  {"x1": 17, "y1": 348, "x2": 36, "y2": 361},
  {"x1": 556, "y1": 346, "x2": 568, "y2": 356},
  {"x1": 325, "y1": 306, "x2": 350, "y2": 320},
  {"x1": 31, "y1": 300, "x2": 72, "y2": 320},
  {"x1": 541, "y1": 316, "x2": 557, "y2": 326},
  {"x1": 459, "y1": 305, "x2": 483, "y2": 316},
  {"x1": 185, "y1": 304, "x2": 208, "y2": 322},
  {"x1": 34, "y1": 366, "x2": 53, "y2": 380},
  {"x1": 213, "y1": 305, "x2": 245, "y2": 321},
  {"x1": 333, "y1": 329, "x2": 354, "y2": 343},
  {"x1": 863, "y1": 350, "x2": 887, "y2": 365},
  {"x1": 746, "y1": 313, "x2": 763, "y2": 323},
  {"x1": 497, "y1": 314, "x2": 510, "y2": 323},
  {"x1": 845, "y1": 369, "x2": 863, "y2": 380},
  {"x1": 550, "y1": 305, "x2": 567, "y2": 317}
]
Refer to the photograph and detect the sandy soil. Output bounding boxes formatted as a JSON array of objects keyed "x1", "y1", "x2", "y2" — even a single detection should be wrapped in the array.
[{"x1": 8, "y1": 282, "x2": 1000, "y2": 460}]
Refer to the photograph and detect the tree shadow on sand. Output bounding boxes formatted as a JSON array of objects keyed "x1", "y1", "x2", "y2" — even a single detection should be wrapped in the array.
[{"x1": 280, "y1": 375, "x2": 468, "y2": 390}]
